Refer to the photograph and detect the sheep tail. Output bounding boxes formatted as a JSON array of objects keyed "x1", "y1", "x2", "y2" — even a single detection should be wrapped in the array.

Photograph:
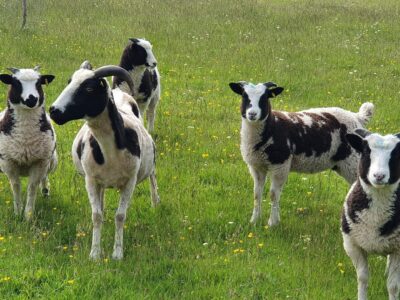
[{"x1": 357, "y1": 102, "x2": 375, "y2": 126}]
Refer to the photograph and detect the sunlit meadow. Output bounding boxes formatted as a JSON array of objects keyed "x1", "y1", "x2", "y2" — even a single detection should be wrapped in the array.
[{"x1": 0, "y1": 0, "x2": 400, "y2": 298}]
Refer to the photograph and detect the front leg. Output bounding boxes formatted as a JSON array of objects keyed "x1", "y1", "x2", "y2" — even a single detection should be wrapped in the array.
[
  {"x1": 112, "y1": 176, "x2": 137, "y2": 260},
  {"x1": 2, "y1": 163, "x2": 22, "y2": 215},
  {"x1": 25, "y1": 162, "x2": 48, "y2": 221},
  {"x1": 387, "y1": 254, "x2": 400, "y2": 300},
  {"x1": 267, "y1": 164, "x2": 289, "y2": 227},
  {"x1": 86, "y1": 177, "x2": 104, "y2": 260},
  {"x1": 248, "y1": 166, "x2": 267, "y2": 224},
  {"x1": 149, "y1": 171, "x2": 160, "y2": 207},
  {"x1": 343, "y1": 235, "x2": 369, "y2": 300}
]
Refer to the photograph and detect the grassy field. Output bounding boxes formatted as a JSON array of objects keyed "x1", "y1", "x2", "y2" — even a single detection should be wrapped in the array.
[{"x1": 0, "y1": 0, "x2": 400, "y2": 298}]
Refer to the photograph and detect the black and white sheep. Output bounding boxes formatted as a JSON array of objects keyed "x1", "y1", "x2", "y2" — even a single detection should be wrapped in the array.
[
  {"x1": 50, "y1": 61, "x2": 160, "y2": 260},
  {"x1": 229, "y1": 81, "x2": 374, "y2": 226},
  {"x1": 112, "y1": 38, "x2": 160, "y2": 132},
  {"x1": 0, "y1": 66, "x2": 57, "y2": 220},
  {"x1": 342, "y1": 129, "x2": 400, "y2": 300}
]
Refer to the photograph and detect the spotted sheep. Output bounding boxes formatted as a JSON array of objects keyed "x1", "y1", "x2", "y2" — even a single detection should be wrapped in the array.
[
  {"x1": 50, "y1": 61, "x2": 160, "y2": 260},
  {"x1": 0, "y1": 66, "x2": 57, "y2": 220},
  {"x1": 229, "y1": 81, "x2": 375, "y2": 226},
  {"x1": 112, "y1": 38, "x2": 160, "y2": 132},
  {"x1": 341, "y1": 129, "x2": 400, "y2": 300}
]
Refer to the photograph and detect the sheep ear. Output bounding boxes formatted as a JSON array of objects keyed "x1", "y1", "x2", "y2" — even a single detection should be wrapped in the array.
[
  {"x1": 129, "y1": 38, "x2": 140, "y2": 44},
  {"x1": 40, "y1": 75, "x2": 55, "y2": 85},
  {"x1": 266, "y1": 86, "x2": 284, "y2": 98},
  {"x1": 0, "y1": 74, "x2": 13, "y2": 85},
  {"x1": 229, "y1": 82, "x2": 245, "y2": 95},
  {"x1": 355, "y1": 128, "x2": 371, "y2": 138},
  {"x1": 346, "y1": 133, "x2": 364, "y2": 153}
]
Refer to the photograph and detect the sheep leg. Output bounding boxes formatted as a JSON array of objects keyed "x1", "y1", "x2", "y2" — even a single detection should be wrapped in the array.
[
  {"x1": 40, "y1": 176, "x2": 50, "y2": 197},
  {"x1": 149, "y1": 171, "x2": 160, "y2": 207},
  {"x1": 25, "y1": 163, "x2": 47, "y2": 221},
  {"x1": 146, "y1": 96, "x2": 158, "y2": 133},
  {"x1": 86, "y1": 177, "x2": 103, "y2": 260},
  {"x1": 2, "y1": 164, "x2": 22, "y2": 215},
  {"x1": 343, "y1": 235, "x2": 369, "y2": 300},
  {"x1": 249, "y1": 166, "x2": 267, "y2": 224},
  {"x1": 387, "y1": 254, "x2": 400, "y2": 300},
  {"x1": 112, "y1": 176, "x2": 137, "y2": 260},
  {"x1": 267, "y1": 165, "x2": 289, "y2": 227}
]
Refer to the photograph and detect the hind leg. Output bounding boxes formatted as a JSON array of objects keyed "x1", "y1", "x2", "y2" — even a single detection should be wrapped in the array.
[
  {"x1": 40, "y1": 176, "x2": 50, "y2": 197},
  {"x1": 149, "y1": 171, "x2": 160, "y2": 207}
]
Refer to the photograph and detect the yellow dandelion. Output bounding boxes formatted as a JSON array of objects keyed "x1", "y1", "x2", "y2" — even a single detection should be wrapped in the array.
[
  {"x1": 202, "y1": 153, "x2": 209, "y2": 158},
  {"x1": 247, "y1": 232, "x2": 254, "y2": 238},
  {"x1": 67, "y1": 279, "x2": 75, "y2": 285},
  {"x1": 0, "y1": 236, "x2": 5, "y2": 242}
]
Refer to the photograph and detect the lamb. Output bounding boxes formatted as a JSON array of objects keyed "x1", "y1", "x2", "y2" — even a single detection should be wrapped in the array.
[
  {"x1": 342, "y1": 129, "x2": 400, "y2": 300},
  {"x1": 229, "y1": 81, "x2": 374, "y2": 226},
  {"x1": 0, "y1": 66, "x2": 57, "y2": 220},
  {"x1": 49, "y1": 61, "x2": 160, "y2": 260},
  {"x1": 112, "y1": 38, "x2": 160, "y2": 132}
]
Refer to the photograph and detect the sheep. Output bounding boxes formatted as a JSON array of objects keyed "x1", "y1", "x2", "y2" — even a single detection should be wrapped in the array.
[
  {"x1": 0, "y1": 66, "x2": 57, "y2": 220},
  {"x1": 112, "y1": 38, "x2": 160, "y2": 132},
  {"x1": 341, "y1": 129, "x2": 400, "y2": 300},
  {"x1": 229, "y1": 81, "x2": 375, "y2": 226},
  {"x1": 49, "y1": 61, "x2": 160, "y2": 260}
]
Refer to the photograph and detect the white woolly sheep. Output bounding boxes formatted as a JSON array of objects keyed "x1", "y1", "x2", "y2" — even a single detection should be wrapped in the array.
[
  {"x1": 112, "y1": 38, "x2": 160, "y2": 132},
  {"x1": 0, "y1": 66, "x2": 57, "y2": 220},
  {"x1": 342, "y1": 129, "x2": 400, "y2": 300},
  {"x1": 50, "y1": 61, "x2": 160, "y2": 260},
  {"x1": 229, "y1": 81, "x2": 374, "y2": 226}
]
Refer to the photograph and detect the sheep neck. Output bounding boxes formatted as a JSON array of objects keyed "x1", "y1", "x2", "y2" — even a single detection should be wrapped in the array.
[{"x1": 86, "y1": 100, "x2": 126, "y2": 157}]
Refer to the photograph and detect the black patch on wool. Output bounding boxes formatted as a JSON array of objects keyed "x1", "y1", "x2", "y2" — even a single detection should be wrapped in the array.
[
  {"x1": 89, "y1": 135, "x2": 104, "y2": 165},
  {"x1": 254, "y1": 111, "x2": 347, "y2": 165},
  {"x1": 341, "y1": 208, "x2": 351, "y2": 234},
  {"x1": 130, "y1": 102, "x2": 140, "y2": 118},
  {"x1": 124, "y1": 128, "x2": 141, "y2": 157},
  {"x1": 379, "y1": 189, "x2": 400, "y2": 236},
  {"x1": 77, "y1": 139, "x2": 84, "y2": 160},
  {"x1": 107, "y1": 100, "x2": 141, "y2": 158},
  {"x1": 39, "y1": 109, "x2": 53, "y2": 136},
  {"x1": 331, "y1": 124, "x2": 352, "y2": 161},
  {"x1": 358, "y1": 144, "x2": 372, "y2": 185},
  {"x1": 0, "y1": 108, "x2": 15, "y2": 135},
  {"x1": 346, "y1": 180, "x2": 370, "y2": 223}
]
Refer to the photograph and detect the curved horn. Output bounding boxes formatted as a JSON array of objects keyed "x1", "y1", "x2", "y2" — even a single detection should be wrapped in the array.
[
  {"x1": 7, "y1": 67, "x2": 20, "y2": 74},
  {"x1": 33, "y1": 65, "x2": 40, "y2": 72},
  {"x1": 355, "y1": 128, "x2": 371, "y2": 138},
  {"x1": 80, "y1": 60, "x2": 93, "y2": 70},
  {"x1": 94, "y1": 65, "x2": 134, "y2": 95}
]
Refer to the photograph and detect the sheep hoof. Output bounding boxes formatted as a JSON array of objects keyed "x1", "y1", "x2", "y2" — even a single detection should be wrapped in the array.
[
  {"x1": 24, "y1": 210, "x2": 33, "y2": 221},
  {"x1": 151, "y1": 196, "x2": 160, "y2": 207},
  {"x1": 89, "y1": 248, "x2": 102, "y2": 260},
  {"x1": 42, "y1": 188, "x2": 50, "y2": 197},
  {"x1": 112, "y1": 248, "x2": 123, "y2": 260},
  {"x1": 268, "y1": 217, "x2": 280, "y2": 227}
]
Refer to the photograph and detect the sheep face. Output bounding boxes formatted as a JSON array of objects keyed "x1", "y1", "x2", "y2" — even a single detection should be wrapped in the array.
[
  {"x1": 126, "y1": 38, "x2": 158, "y2": 69},
  {"x1": 50, "y1": 69, "x2": 109, "y2": 125},
  {"x1": 347, "y1": 130, "x2": 400, "y2": 188},
  {"x1": 229, "y1": 82, "x2": 284, "y2": 123},
  {"x1": 0, "y1": 68, "x2": 54, "y2": 110}
]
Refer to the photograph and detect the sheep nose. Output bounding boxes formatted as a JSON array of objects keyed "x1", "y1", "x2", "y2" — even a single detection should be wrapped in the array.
[
  {"x1": 153, "y1": 62, "x2": 157, "y2": 67},
  {"x1": 25, "y1": 95, "x2": 38, "y2": 108},
  {"x1": 248, "y1": 112, "x2": 257, "y2": 120},
  {"x1": 373, "y1": 173, "x2": 386, "y2": 182}
]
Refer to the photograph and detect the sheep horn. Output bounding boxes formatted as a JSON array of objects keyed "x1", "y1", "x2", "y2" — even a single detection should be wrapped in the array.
[
  {"x1": 7, "y1": 67, "x2": 20, "y2": 74},
  {"x1": 80, "y1": 60, "x2": 93, "y2": 70},
  {"x1": 264, "y1": 82, "x2": 278, "y2": 89},
  {"x1": 33, "y1": 65, "x2": 40, "y2": 72},
  {"x1": 355, "y1": 128, "x2": 371, "y2": 138},
  {"x1": 94, "y1": 65, "x2": 134, "y2": 96}
]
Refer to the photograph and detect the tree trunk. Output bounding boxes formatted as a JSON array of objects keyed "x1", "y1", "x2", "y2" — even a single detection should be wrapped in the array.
[{"x1": 21, "y1": 0, "x2": 27, "y2": 29}]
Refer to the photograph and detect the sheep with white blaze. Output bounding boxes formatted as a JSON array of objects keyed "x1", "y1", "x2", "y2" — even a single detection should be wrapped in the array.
[
  {"x1": 112, "y1": 38, "x2": 160, "y2": 132},
  {"x1": 0, "y1": 66, "x2": 57, "y2": 220},
  {"x1": 50, "y1": 61, "x2": 160, "y2": 260},
  {"x1": 342, "y1": 129, "x2": 400, "y2": 300},
  {"x1": 229, "y1": 81, "x2": 374, "y2": 226}
]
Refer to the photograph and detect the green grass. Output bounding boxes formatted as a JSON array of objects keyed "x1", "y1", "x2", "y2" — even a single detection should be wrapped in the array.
[{"x1": 0, "y1": 0, "x2": 399, "y2": 298}]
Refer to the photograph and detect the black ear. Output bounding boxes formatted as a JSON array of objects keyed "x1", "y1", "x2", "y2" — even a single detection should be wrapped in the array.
[
  {"x1": 396, "y1": 133, "x2": 400, "y2": 139},
  {"x1": 129, "y1": 38, "x2": 140, "y2": 44},
  {"x1": 346, "y1": 133, "x2": 364, "y2": 153},
  {"x1": 0, "y1": 74, "x2": 13, "y2": 85},
  {"x1": 229, "y1": 82, "x2": 245, "y2": 95},
  {"x1": 266, "y1": 86, "x2": 284, "y2": 98},
  {"x1": 355, "y1": 128, "x2": 371, "y2": 138},
  {"x1": 40, "y1": 75, "x2": 55, "y2": 85}
]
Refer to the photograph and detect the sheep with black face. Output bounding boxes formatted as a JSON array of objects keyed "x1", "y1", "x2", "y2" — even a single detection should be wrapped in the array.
[
  {"x1": 229, "y1": 81, "x2": 374, "y2": 226},
  {"x1": 0, "y1": 66, "x2": 57, "y2": 220},
  {"x1": 50, "y1": 61, "x2": 160, "y2": 260},
  {"x1": 342, "y1": 129, "x2": 400, "y2": 300},
  {"x1": 112, "y1": 38, "x2": 160, "y2": 132}
]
